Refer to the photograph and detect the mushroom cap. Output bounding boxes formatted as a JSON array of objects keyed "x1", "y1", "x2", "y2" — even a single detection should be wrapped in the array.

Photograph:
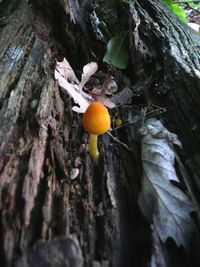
[{"x1": 83, "y1": 102, "x2": 111, "y2": 135}]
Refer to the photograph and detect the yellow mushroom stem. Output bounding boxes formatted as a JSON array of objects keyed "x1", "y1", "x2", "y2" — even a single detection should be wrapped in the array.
[{"x1": 88, "y1": 134, "x2": 99, "y2": 160}]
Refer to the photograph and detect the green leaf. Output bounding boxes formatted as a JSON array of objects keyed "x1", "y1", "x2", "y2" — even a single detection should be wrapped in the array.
[
  {"x1": 163, "y1": 0, "x2": 187, "y2": 23},
  {"x1": 103, "y1": 33, "x2": 129, "y2": 69}
]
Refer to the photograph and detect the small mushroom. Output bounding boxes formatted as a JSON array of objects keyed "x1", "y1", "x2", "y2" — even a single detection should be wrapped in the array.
[
  {"x1": 115, "y1": 118, "x2": 123, "y2": 127},
  {"x1": 82, "y1": 102, "x2": 111, "y2": 160}
]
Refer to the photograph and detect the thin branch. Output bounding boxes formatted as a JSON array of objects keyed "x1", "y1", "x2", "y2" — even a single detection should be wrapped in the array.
[
  {"x1": 110, "y1": 106, "x2": 167, "y2": 132},
  {"x1": 106, "y1": 132, "x2": 133, "y2": 153}
]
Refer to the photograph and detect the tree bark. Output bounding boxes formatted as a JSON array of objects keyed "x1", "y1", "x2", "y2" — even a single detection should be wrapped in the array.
[{"x1": 0, "y1": 0, "x2": 200, "y2": 267}]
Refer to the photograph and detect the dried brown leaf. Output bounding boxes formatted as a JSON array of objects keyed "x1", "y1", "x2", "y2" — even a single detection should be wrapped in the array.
[
  {"x1": 78, "y1": 62, "x2": 98, "y2": 90},
  {"x1": 101, "y1": 77, "x2": 118, "y2": 95},
  {"x1": 138, "y1": 119, "x2": 196, "y2": 249},
  {"x1": 55, "y1": 69, "x2": 91, "y2": 113},
  {"x1": 55, "y1": 58, "x2": 95, "y2": 113},
  {"x1": 55, "y1": 58, "x2": 117, "y2": 112},
  {"x1": 90, "y1": 91, "x2": 116, "y2": 109},
  {"x1": 55, "y1": 58, "x2": 79, "y2": 84}
]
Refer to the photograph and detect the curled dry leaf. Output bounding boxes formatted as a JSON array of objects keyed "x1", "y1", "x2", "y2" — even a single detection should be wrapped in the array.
[
  {"x1": 101, "y1": 77, "x2": 118, "y2": 95},
  {"x1": 90, "y1": 91, "x2": 116, "y2": 109},
  {"x1": 55, "y1": 69, "x2": 91, "y2": 113},
  {"x1": 84, "y1": 77, "x2": 101, "y2": 91},
  {"x1": 138, "y1": 119, "x2": 196, "y2": 249},
  {"x1": 55, "y1": 58, "x2": 117, "y2": 112},
  {"x1": 55, "y1": 58, "x2": 79, "y2": 84},
  {"x1": 78, "y1": 62, "x2": 98, "y2": 90},
  {"x1": 55, "y1": 58, "x2": 95, "y2": 113}
]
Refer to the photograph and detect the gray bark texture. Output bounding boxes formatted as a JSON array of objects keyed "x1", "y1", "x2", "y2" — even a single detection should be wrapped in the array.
[{"x1": 0, "y1": 0, "x2": 200, "y2": 267}]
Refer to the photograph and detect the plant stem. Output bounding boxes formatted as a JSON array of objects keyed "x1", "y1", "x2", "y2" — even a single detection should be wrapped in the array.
[{"x1": 88, "y1": 134, "x2": 99, "y2": 160}]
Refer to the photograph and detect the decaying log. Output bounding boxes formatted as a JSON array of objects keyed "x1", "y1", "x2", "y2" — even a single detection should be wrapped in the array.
[{"x1": 0, "y1": 0, "x2": 200, "y2": 267}]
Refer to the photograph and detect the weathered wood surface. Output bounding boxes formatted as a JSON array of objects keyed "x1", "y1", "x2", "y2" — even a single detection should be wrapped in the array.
[
  {"x1": 0, "y1": 0, "x2": 199, "y2": 267},
  {"x1": 133, "y1": 1, "x2": 200, "y2": 209}
]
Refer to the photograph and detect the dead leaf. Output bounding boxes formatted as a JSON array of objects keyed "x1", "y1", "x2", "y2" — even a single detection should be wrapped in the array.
[
  {"x1": 84, "y1": 77, "x2": 101, "y2": 91},
  {"x1": 55, "y1": 69, "x2": 91, "y2": 113},
  {"x1": 101, "y1": 77, "x2": 118, "y2": 95},
  {"x1": 90, "y1": 91, "x2": 116, "y2": 108},
  {"x1": 138, "y1": 119, "x2": 196, "y2": 249},
  {"x1": 78, "y1": 62, "x2": 98, "y2": 90},
  {"x1": 55, "y1": 58, "x2": 118, "y2": 112},
  {"x1": 55, "y1": 58, "x2": 79, "y2": 84},
  {"x1": 55, "y1": 58, "x2": 95, "y2": 113}
]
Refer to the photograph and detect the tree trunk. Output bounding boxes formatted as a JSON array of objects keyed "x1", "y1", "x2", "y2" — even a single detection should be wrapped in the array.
[{"x1": 0, "y1": 0, "x2": 200, "y2": 267}]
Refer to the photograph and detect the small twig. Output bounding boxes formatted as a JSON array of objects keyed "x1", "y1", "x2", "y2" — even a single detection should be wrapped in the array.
[
  {"x1": 107, "y1": 106, "x2": 167, "y2": 153},
  {"x1": 107, "y1": 131, "x2": 133, "y2": 153},
  {"x1": 146, "y1": 107, "x2": 167, "y2": 117},
  {"x1": 111, "y1": 119, "x2": 140, "y2": 132},
  {"x1": 110, "y1": 106, "x2": 167, "y2": 132}
]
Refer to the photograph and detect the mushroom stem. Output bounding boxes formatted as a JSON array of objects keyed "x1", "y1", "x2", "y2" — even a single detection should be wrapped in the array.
[{"x1": 88, "y1": 134, "x2": 99, "y2": 160}]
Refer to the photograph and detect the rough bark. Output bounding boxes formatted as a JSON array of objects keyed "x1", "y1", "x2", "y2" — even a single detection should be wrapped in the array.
[{"x1": 0, "y1": 0, "x2": 199, "y2": 267}]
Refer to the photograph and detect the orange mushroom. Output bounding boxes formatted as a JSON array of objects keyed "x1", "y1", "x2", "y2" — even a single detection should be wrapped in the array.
[{"x1": 83, "y1": 102, "x2": 111, "y2": 160}]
